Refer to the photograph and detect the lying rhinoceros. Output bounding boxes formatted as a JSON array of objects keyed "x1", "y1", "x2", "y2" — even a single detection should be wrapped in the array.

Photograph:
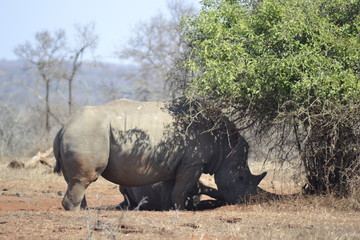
[
  {"x1": 118, "y1": 180, "x2": 225, "y2": 211},
  {"x1": 53, "y1": 98, "x2": 266, "y2": 210}
]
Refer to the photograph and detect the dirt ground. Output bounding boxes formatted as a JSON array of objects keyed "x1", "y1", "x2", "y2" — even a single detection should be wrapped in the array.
[{"x1": 0, "y1": 159, "x2": 359, "y2": 240}]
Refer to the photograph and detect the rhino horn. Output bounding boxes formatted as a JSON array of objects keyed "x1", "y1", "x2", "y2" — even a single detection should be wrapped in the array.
[{"x1": 253, "y1": 171, "x2": 267, "y2": 185}]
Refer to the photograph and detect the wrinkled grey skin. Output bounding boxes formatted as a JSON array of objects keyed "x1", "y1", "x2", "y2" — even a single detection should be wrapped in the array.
[
  {"x1": 119, "y1": 180, "x2": 224, "y2": 211},
  {"x1": 54, "y1": 98, "x2": 266, "y2": 210}
]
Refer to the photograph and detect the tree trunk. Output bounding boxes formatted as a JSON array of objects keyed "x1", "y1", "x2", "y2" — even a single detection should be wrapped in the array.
[
  {"x1": 68, "y1": 79, "x2": 72, "y2": 115},
  {"x1": 45, "y1": 79, "x2": 50, "y2": 132}
]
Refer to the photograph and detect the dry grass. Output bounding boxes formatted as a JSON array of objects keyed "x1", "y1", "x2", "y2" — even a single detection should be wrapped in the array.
[
  {"x1": 0, "y1": 157, "x2": 359, "y2": 240},
  {"x1": 78, "y1": 203, "x2": 360, "y2": 240}
]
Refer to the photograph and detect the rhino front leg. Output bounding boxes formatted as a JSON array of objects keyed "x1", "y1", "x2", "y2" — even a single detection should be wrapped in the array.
[
  {"x1": 172, "y1": 165, "x2": 203, "y2": 210},
  {"x1": 198, "y1": 181, "x2": 224, "y2": 200}
]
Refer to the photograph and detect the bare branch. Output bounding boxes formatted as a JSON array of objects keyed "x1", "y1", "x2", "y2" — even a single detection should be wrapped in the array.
[{"x1": 116, "y1": 0, "x2": 196, "y2": 101}]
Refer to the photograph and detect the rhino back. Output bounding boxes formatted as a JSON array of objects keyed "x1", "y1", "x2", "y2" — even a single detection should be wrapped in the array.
[
  {"x1": 101, "y1": 100, "x2": 186, "y2": 186},
  {"x1": 104, "y1": 99, "x2": 172, "y2": 144}
]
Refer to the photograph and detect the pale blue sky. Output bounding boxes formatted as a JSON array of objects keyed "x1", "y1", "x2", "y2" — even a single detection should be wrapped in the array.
[{"x1": 0, "y1": 0, "x2": 199, "y2": 63}]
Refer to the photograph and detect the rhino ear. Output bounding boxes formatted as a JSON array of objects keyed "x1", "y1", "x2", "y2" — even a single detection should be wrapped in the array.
[{"x1": 254, "y1": 172, "x2": 267, "y2": 185}]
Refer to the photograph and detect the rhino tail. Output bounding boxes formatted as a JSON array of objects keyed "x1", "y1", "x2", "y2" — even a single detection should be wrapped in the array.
[{"x1": 53, "y1": 128, "x2": 63, "y2": 174}]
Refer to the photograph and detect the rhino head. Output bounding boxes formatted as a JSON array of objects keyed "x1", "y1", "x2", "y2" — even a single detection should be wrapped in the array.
[
  {"x1": 214, "y1": 135, "x2": 267, "y2": 204},
  {"x1": 215, "y1": 166, "x2": 267, "y2": 204}
]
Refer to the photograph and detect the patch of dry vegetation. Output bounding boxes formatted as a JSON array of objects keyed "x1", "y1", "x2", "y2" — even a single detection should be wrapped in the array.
[{"x1": 2, "y1": 196, "x2": 359, "y2": 240}]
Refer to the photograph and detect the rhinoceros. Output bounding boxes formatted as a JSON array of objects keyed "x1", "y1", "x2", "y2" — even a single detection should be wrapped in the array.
[
  {"x1": 118, "y1": 180, "x2": 225, "y2": 211},
  {"x1": 53, "y1": 98, "x2": 267, "y2": 210}
]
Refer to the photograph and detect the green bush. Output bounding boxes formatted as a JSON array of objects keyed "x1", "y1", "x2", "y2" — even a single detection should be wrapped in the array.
[{"x1": 174, "y1": 0, "x2": 360, "y2": 196}]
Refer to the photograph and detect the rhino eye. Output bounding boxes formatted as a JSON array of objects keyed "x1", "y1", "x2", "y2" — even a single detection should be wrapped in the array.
[{"x1": 239, "y1": 176, "x2": 244, "y2": 181}]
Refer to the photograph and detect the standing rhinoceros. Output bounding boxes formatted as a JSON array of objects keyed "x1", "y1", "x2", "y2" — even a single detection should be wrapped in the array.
[
  {"x1": 118, "y1": 180, "x2": 225, "y2": 211},
  {"x1": 53, "y1": 98, "x2": 266, "y2": 210}
]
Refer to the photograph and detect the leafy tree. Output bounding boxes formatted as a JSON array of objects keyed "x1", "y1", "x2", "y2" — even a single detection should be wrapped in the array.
[{"x1": 173, "y1": 0, "x2": 360, "y2": 196}]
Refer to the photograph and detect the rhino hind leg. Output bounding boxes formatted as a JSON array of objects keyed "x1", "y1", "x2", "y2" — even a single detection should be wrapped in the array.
[
  {"x1": 62, "y1": 180, "x2": 89, "y2": 210},
  {"x1": 59, "y1": 145, "x2": 108, "y2": 210},
  {"x1": 61, "y1": 161, "x2": 103, "y2": 210},
  {"x1": 81, "y1": 195, "x2": 87, "y2": 209},
  {"x1": 117, "y1": 186, "x2": 138, "y2": 210}
]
